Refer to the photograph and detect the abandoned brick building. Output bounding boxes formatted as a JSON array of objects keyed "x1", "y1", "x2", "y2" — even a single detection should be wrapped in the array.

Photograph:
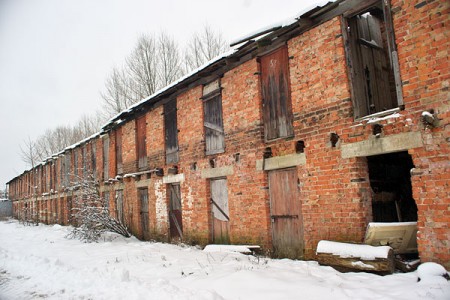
[{"x1": 7, "y1": 0, "x2": 449, "y2": 268}]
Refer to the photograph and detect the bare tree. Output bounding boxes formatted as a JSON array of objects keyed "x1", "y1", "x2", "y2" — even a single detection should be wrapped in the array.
[
  {"x1": 157, "y1": 32, "x2": 184, "y2": 87},
  {"x1": 184, "y1": 24, "x2": 229, "y2": 72},
  {"x1": 20, "y1": 136, "x2": 42, "y2": 168},
  {"x1": 126, "y1": 34, "x2": 159, "y2": 102},
  {"x1": 21, "y1": 113, "x2": 104, "y2": 168}
]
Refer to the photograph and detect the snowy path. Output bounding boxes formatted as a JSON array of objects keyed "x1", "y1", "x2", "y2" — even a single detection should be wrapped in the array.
[{"x1": 0, "y1": 220, "x2": 448, "y2": 300}]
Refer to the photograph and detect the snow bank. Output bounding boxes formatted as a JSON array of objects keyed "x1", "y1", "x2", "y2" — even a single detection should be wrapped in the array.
[
  {"x1": 0, "y1": 220, "x2": 449, "y2": 300},
  {"x1": 317, "y1": 240, "x2": 392, "y2": 260},
  {"x1": 418, "y1": 262, "x2": 450, "y2": 284}
]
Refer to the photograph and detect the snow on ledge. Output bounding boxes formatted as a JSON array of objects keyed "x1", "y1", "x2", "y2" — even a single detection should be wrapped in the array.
[
  {"x1": 203, "y1": 244, "x2": 260, "y2": 254},
  {"x1": 317, "y1": 240, "x2": 391, "y2": 260}
]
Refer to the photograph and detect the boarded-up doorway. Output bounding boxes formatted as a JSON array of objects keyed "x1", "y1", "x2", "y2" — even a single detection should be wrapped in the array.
[
  {"x1": 168, "y1": 184, "x2": 183, "y2": 240},
  {"x1": 210, "y1": 179, "x2": 230, "y2": 244},
  {"x1": 268, "y1": 168, "x2": 304, "y2": 259},
  {"x1": 115, "y1": 190, "x2": 124, "y2": 225},
  {"x1": 139, "y1": 188, "x2": 150, "y2": 240}
]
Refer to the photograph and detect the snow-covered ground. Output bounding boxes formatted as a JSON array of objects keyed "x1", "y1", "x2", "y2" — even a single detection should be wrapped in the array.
[{"x1": 0, "y1": 220, "x2": 448, "y2": 300}]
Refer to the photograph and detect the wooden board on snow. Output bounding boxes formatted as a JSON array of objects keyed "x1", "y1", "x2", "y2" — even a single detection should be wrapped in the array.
[
  {"x1": 316, "y1": 240, "x2": 395, "y2": 274},
  {"x1": 364, "y1": 222, "x2": 417, "y2": 254}
]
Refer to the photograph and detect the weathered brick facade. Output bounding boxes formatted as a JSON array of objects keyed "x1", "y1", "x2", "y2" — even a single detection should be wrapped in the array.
[{"x1": 7, "y1": 0, "x2": 449, "y2": 267}]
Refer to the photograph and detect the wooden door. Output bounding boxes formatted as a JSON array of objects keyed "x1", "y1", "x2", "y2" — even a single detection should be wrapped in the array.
[
  {"x1": 210, "y1": 179, "x2": 230, "y2": 244},
  {"x1": 269, "y1": 168, "x2": 304, "y2": 259},
  {"x1": 115, "y1": 190, "x2": 124, "y2": 224},
  {"x1": 139, "y1": 188, "x2": 150, "y2": 240},
  {"x1": 169, "y1": 184, "x2": 183, "y2": 240}
]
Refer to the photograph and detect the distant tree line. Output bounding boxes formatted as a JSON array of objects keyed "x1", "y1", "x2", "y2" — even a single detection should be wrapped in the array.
[{"x1": 20, "y1": 25, "x2": 229, "y2": 168}]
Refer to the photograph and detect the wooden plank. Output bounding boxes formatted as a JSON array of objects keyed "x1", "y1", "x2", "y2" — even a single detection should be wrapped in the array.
[
  {"x1": 364, "y1": 222, "x2": 418, "y2": 254},
  {"x1": 316, "y1": 251, "x2": 395, "y2": 274}
]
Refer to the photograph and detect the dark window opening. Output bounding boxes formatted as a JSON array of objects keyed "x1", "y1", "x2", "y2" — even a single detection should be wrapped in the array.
[
  {"x1": 164, "y1": 100, "x2": 179, "y2": 164},
  {"x1": 344, "y1": 1, "x2": 402, "y2": 118},
  {"x1": 368, "y1": 152, "x2": 417, "y2": 222},
  {"x1": 259, "y1": 46, "x2": 294, "y2": 141},
  {"x1": 136, "y1": 116, "x2": 148, "y2": 170},
  {"x1": 203, "y1": 79, "x2": 225, "y2": 155}
]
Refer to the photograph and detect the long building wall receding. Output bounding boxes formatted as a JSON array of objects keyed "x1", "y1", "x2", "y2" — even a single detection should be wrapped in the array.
[{"x1": 7, "y1": 0, "x2": 449, "y2": 267}]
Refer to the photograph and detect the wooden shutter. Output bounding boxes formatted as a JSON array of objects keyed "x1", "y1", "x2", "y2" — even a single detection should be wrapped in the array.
[
  {"x1": 136, "y1": 116, "x2": 147, "y2": 170},
  {"x1": 203, "y1": 80, "x2": 225, "y2": 155},
  {"x1": 91, "y1": 142, "x2": 97, "y2": 178},
  {"x1": 260, "y1": 46, "x2": 294, "y2": 141},
  {"x1": 103, "y1": 136, "x2": 109, "y2": 180},
  {"x1": 115, "y1": 127, "x2": 123, "y2": 175},
  {"x1": 344, "y1": 6, "x2": 399, "y2": 119},
  {"x1": 73, "y1": 149, "x2": 78, "y2": 177},
  {"x1": 164, "y1": 99, "x2": 179, "y2": 164}
]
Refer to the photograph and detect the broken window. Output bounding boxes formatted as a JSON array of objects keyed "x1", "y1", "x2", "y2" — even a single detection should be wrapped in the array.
[
  {"x1": 115, "y1": 127, "x2": 123, "y2": 175},
  {"x1": 164, "y1": 99, "x2": 179, "y2": 164},
  {"x1": 343, "y1": 0, "x2": 402, "y2": 118},
  {"x1": 203, "y1": 79, "x2": 225, "y2": 155},
  {"x1": 136, "y1": 115, "x2": 148, "y2": 170},
  {"x1": 103, "y1": 136, "x2": 109, "y2": 180},
  {"x1": 259, "y1": 46, "x2": 294, "y2": 141},
  {"x1": 368, "y1": 152, "x2": 417, "y2": 222}
]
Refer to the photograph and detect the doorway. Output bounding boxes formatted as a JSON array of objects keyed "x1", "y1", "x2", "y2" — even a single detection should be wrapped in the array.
[
  {"x1": 367, "y1": 152, "x2": 417, "y2": 222},
  {"x1": 168, "y1": 184, "x2": 183, "y2": 240},
  {"x1": 139, "y1": 188, "x2": 150, "y2": 240}
]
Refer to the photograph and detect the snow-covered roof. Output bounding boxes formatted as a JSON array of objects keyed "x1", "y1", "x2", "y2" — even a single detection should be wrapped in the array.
[{"x1": 8, "y1": 0, "x2": 342, "y2": 184}]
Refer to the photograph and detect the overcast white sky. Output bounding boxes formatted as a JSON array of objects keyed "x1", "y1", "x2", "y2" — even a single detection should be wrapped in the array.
[{"x1": 0, "y1": 0, "x2": 323, "y2": 189}]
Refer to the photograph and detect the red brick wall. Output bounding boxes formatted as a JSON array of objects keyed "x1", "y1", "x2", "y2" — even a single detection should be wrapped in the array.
[{"x1": 392, "y1": 0, "x2": 449, "y2": 266}]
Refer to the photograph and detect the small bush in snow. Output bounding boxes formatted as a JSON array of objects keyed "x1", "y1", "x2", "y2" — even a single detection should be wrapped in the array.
[{"x1": 67, "y1": 175, "x2": 130, "y2": 242}]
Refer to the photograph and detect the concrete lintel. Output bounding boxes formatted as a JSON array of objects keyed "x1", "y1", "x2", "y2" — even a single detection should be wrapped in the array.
[
  {"x1": 135, "y1": 179, "x2": 151, "y2": 188},
  {"x1": 256, "y1": 153, "x2": 306, "y2": 171},
  {"x1": 201, "y1": 166, "x2": 234, "y2": 179},
  {"x1": 163, "y1": 173, "x2": 185, "y2": 184},
  {"x1": 341, "y1": 131, "x2": 423, "y2": 158}
]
